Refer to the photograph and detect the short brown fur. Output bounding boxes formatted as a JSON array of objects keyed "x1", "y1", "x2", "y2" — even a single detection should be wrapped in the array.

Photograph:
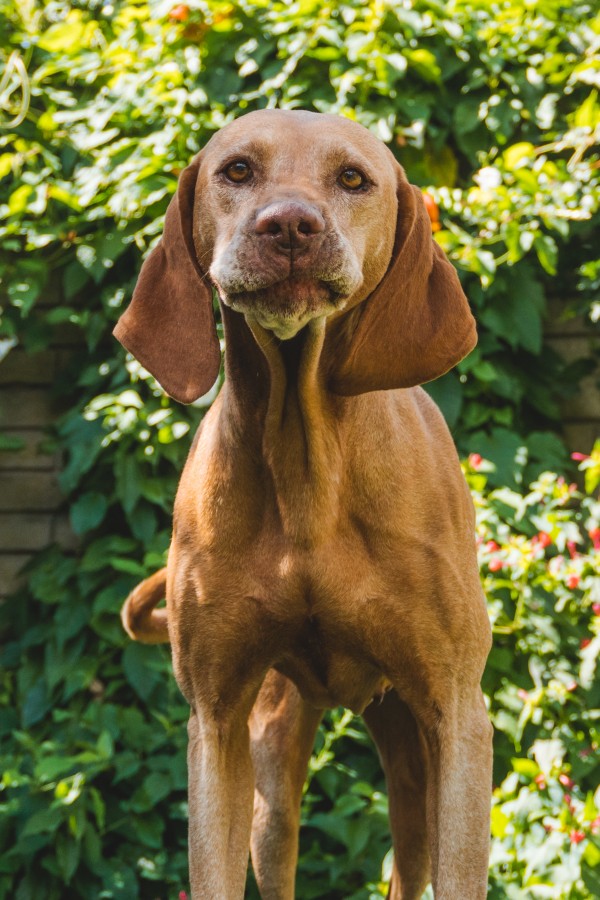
[{"x1": 117, "y1": 109, "x2": 492, "y2": 900}]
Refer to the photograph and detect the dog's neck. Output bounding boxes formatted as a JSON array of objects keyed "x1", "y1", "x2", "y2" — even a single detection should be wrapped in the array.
[{"x1": 220, "y1": 306, "x2": 348, "y2": 544}]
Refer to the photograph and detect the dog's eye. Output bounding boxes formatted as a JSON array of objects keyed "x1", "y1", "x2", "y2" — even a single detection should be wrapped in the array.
[
  {"x1": 223, "y1": 161, "x2": 253, "y2": 184},
  {"x1": 338, "y1": 168, "x2": 367, "y2": 191}
]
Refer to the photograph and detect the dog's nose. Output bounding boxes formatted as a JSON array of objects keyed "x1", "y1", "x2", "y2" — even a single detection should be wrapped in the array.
[{"x1": 254, "y1": 201, "x2": 325, "y2": 250}]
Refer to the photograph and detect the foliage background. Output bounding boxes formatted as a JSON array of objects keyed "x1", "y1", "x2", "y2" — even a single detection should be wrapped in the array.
[{"x1": 0, "y1": 0, "x2": 599, "y2": 897}]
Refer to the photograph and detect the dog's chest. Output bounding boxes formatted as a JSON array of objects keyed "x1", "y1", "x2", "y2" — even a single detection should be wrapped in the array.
[
  {"x1": 255, "y1": 544, "x2": 391, "y2": 712},
  {"x1": 240, "y1": 536, "x2": 403, "y2": 711}
]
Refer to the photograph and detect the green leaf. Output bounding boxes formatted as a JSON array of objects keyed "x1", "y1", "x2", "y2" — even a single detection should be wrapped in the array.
[
  {"x1": 405, "y1": 48, "x2": 442, "y2": 83},
  {"x1": 21, "y1": 682, "x2": 50, "y2": 728},
  {"x1": 115, "y1": 452, "x2": 142, "y2": 514},
  {"x1": 122, "y1": 643, "x2": 163, "y2": 702},
  {"x1": 503, "y1": 142, "x2": 535, "y2": 171},
  {"x1": 582, "y1": 861, "x2": 600, "y2": 896},
  {"x1": 70, "y1": 492, "x2": 108, "y2": 535},
  {"x1": 8, "y1": 184, "x2": 33, "y2": 215},
  {"x1": 424, "y1": 373, "x2": 463, "y2": 428},
  {"x1": 534, "y1": 234, "x2": 558, "y2": 275},
  {"x1": 20, "y1": 807, "x2": 62, "y2": 838},
  {"x1": 37, "y1": 15, "x2": 98, "y2": 52},
  {"x1": 55, "y1": 832, "x2": 80, "y2": 883}
]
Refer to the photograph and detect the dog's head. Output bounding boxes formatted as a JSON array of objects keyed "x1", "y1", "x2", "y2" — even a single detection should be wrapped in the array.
[{"x1": 115, "y1": 109, "x2": 476, "y2": 402}]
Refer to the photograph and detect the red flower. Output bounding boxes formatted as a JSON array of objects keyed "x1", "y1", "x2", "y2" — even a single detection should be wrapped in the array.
[
  {"x1": 570, "y1": 830, "x2": 585, "y2": 844},
  {"x1": 589, "y1": 527, "x2": 600, "y2": 550},
  {"x1": 179, "y1": 892, "x2": 189, "y2": 900},
  {"x1": 566, "y1": 573, "x2": 580, "y2": 590},
  {"x1": 489, "y1": 557, "x2": 503, "y2": 572},
  {"x1": 534, "y1": 773, "x2": 547, "y2": 790},
  {"x1": 169, "y1": 4, "x2": 190, "y2": 20},
  {"x1": 580, "y1": 638, "x2": 591, "y2": 650},
  {"x1": 593, "y1": 603, "x2": 600, "y2": 616},
  {"x1": 533, "y1": 531, "x2": 552, "y2": 549},
  {"x1": 485, "y1": 540, "x2": 500, "y2": 552}
]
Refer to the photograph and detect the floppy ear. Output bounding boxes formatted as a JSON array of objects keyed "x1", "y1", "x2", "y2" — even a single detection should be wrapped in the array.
[
  {"x1": 331, "y1": 174, "x2": 476, "y2": 395},
  {"x1": 113, "y1": 155, "x2": 221, "y2": 404}
]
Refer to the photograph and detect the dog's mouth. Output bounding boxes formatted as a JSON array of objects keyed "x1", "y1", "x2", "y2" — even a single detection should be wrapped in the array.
[{"x1": 221, "y1": 277, "x2": 348, "y2": 340}]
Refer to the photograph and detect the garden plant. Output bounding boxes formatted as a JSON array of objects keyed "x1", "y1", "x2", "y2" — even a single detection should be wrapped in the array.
[{"x1": 0, "y1": 1, "x2": 599, "y2": 897}]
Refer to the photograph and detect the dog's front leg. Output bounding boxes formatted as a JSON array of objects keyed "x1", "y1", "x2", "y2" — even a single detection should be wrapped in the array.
[
  {"x1": 187, "y1": 694, "x2": 258, "y2": 900},
  {"x1": 419, "y1": 686, "x2": 493, "y2": 900},
  {"x1": 249, "y1": 670, "x2": 322, "y2": 900}
]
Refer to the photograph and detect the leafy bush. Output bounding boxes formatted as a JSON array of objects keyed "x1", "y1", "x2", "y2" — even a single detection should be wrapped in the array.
[
  {"x1": 1, "y1": 453, "x2": 599, "y2": 898},
  {"x1": 1, "y1": 0, "x2": 599, "y2": 453},
  {"x1": 0, "y1": 0, "x2": 599, "y2": 897},
  {"x1": 472, "y1": 449, "x2": 600, "y2": 899}
]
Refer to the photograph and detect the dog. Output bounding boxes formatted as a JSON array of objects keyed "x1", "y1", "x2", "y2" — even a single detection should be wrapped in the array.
[{"x1": 115, "y1": 109, "x2": 493, "y2": 900}]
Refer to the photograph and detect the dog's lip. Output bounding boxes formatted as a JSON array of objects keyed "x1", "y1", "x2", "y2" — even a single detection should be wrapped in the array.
[{"x1": 227, "y1": 276, "x2": 344, "y2": 302}]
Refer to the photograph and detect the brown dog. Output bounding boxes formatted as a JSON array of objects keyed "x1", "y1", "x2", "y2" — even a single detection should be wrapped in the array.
[{"x1": 116, "y1": 109, "x2": 492, "y2": 900}]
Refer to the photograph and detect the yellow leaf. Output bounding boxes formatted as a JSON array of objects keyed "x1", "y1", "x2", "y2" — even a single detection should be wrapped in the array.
[{"x1": 503, "y1": 143, "x2": 534, "y2": 171}]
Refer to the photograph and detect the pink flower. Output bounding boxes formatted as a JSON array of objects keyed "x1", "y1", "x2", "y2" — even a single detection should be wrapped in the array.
[
  {"x1": 549, "y1": 554, "x2": 565, "y2": 576},
  {"x1": 566, "y1": 540, "x2": 579, "y2": 559},
  {"x1": 570, "y1": 830, "x2": 585, "y2": 844},
  {"x1": 559, "y1": 774, "x2": 575, "y2": 789},
  {"x1": 517, "y1": 689, "x2": 529, "y2": 702},
  {"x1": 485, "y1": 540, "x2": 500, "y2": 552},
  {"x1": 566, "y1": 574, "x2": 580, "y2": 590},
  {"x1": 489, "y1": 557, "x2": 503, "y2": 572},
  {"x1": 469, "y1": 453, "x2": 483, "y2": 470},
  {"x1": 571, "y1": 452, "x2": 590, "y2": 461},
  {"x1": 592, "y1": 603, "x2": 600, "y2": 616},
  {"x1": 566, "y1": 680, "x2": 578, "y2": 692},
  {"x1": 179, "y1": 892, "x2": 189, "y2": 900},
  {"x1": 580, "y1": 638, "x2": 591, "y2": 650},
  {"x1": 534, "y1": 773, "x2": 546, "y2": 790}
]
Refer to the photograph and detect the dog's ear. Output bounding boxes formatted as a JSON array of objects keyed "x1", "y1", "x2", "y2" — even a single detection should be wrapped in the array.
[
  {"x1": 331, "y1": 172, "x2": 476, "y2": 395},
  {"x1": 113, "y1": 154, "x2": 221, "y2": 404}
]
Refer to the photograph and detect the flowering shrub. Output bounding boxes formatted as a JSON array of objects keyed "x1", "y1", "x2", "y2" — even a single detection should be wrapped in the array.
[
  {"x1": 3, "y1": 451, "x2": 597, "y2": 898},
  {"x1": 470, "y1": 447, "x2": 600, "y2": 899}
]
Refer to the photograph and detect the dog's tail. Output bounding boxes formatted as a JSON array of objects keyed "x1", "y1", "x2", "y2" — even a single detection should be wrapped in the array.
[{"x1": 121, "y1": 567, "x2": 170, "y2": 644}]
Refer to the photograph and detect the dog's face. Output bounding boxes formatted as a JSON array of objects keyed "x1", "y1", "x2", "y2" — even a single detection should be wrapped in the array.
[
  {"x1": 114, "y1": 108, "x2": 476, "y2": 403},
  {"x1": 194, "y1": 110, "x2": 399, "y2": 339}
]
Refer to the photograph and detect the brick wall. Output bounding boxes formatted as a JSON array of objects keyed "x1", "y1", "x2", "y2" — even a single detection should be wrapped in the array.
[
  {"x1": 546, "y1": 304, "x2": 600, "y2": 454},
  {"x1": 1, "y1": 309, "x2": 599, "y2": 598},
  {"x1": 0, "y1": 336, "x2": 74, "y2": 598}
]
